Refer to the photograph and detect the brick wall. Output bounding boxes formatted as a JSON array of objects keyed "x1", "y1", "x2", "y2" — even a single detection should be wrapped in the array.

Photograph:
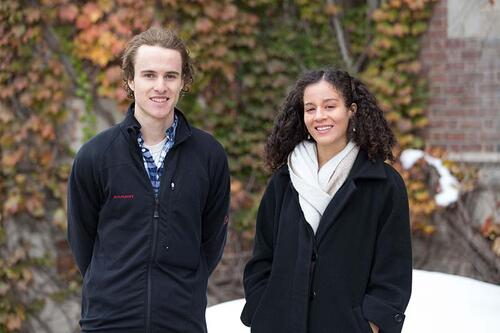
[{"x1": 420, "y1": 0, "x2": 500, "y2": 160}]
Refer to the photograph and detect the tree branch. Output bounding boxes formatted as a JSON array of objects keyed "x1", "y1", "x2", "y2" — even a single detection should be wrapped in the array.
[
  {"x1": 42, "y1": 26, "x2": 78, "y2": 91},
  {"x1": 446, "y1": 197, "x2": 500, "y2": 283},
  {"x1": 326, "y1": 0, "x2": 353, "y2": 71}
]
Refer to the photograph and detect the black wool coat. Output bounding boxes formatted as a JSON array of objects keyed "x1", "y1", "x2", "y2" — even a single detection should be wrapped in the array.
[{"x1": 241, "y1": 150, "x2": 412, "y2": 333}]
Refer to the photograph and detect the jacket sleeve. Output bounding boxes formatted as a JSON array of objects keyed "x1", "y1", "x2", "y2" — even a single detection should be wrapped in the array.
[
  {"x1": 362, "y1": 171, "x2": 412, "y2": 333},
  {"x1": 201, "y1": 145, "x2": 230, "y2": 275},
  {"x1": 240, "y1": 177, "x2": 277, "y2": 327},
  {"x1": 67, "y1": 148, "x2": 101, "y2": 277}
]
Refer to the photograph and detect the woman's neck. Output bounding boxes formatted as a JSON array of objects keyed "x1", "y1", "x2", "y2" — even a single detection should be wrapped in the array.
[{"x1": 316, "y1": 140, "x2": 348, "y2": 169}]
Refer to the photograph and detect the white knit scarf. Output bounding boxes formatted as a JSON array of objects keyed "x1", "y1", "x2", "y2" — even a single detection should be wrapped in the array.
[{"x1": 287, "y1": 141, "x2": 359, "y2": 234}]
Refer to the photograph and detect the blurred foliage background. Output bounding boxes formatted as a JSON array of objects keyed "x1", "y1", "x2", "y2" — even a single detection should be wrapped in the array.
[{"x1": 2, "y1": 0, "x2": 491, "y2": 331}]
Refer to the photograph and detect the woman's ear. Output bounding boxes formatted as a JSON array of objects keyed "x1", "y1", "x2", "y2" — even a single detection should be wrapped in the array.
[{"x1": 349, "y1": 103, "x2": 357, "y2": 117}]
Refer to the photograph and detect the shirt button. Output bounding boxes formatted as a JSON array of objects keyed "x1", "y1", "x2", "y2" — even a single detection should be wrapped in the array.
[
  {"x1": 394, "y1": 313, "x2": 403, "y2": 323},
  {"x1": 165, "y1": 245, "x2": 169, "y2": 251}
]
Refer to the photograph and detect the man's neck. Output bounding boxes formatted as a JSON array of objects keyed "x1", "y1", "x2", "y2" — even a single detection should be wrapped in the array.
[{"x1": 135, "y1": 111, "x2": 174, "y2": 146}]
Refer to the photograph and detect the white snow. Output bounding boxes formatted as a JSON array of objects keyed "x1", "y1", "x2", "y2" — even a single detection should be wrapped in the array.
[
  {"x1": 206, "y1": 270, "x2": 500, "y2": 333},
  {"x1": 400, "y1": 149, "x2": 425, "y2": 170},
  {"x1": 399, "y1": 149, "x2": 459, "y2": 206}
]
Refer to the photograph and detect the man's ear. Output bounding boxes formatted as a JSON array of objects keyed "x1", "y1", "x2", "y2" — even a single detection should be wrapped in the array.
[{"x1": 127, "y1": 79, "x2": 135, "y2": 92}]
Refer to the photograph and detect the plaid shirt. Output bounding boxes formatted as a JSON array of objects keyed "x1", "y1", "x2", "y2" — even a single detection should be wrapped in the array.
[{"x1": 137, "y1": 115, "x2": 178, "y2": 194}]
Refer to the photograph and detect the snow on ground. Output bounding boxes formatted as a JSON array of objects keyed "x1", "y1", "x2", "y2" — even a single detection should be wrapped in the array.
[
  {"x1": 400, "y1": 149, "x2": 459, "y2": 206},
  {"x1": 206, "y1": 270, "x2": 500, "y2": 333}
]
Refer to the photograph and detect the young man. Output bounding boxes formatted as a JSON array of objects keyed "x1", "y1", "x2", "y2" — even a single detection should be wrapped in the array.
[{"x1": 67, "y1": 27, "x2": 230, "y2": 333}]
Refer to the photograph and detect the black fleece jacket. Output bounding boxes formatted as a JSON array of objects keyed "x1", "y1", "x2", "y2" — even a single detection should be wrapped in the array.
[{"x1": 67, "y1": 105, "x2": 230, "y2": 333}]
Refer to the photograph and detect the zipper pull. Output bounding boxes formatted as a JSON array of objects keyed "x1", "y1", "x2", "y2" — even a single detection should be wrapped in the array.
[{"x1": 171, "y1": 182, "x2": 175, "y2": 191}]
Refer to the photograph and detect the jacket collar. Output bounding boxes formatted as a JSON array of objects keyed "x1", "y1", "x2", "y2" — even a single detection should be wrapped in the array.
[
  {"x1": 348, "y1": 149, "x2": 387, "y2": 181},
  {"x1": 284, "y1": 148, "x2": 388, "y2": 244},
  {"x1": 119, "y1": 103, "x2": 192, "y2": 147},
  {"x1": 281, "y1": 148, "x2": 387, "y2": 181}
]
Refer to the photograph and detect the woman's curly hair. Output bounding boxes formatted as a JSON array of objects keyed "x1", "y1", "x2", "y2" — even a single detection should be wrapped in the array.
[{"x1": 265, "y1": 68, "x2": 396, "y2": 171}]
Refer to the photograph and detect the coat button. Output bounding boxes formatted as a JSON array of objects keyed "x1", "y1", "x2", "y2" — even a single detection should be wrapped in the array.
[
  {"x1": 394, "y1": 313, "x2": 403, "y2": 323},
  {"x1": 311, "y1": 252, "x2": 317, "y2": 261},
  {"x1": 310, "y1": 291, "x2": 317, "y2": 300},
  {"x1": 165, "y1": 245, "x2": 169, "y2": 251}
]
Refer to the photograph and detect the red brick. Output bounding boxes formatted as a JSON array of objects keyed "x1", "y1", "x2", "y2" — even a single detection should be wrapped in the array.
[
  {"x1": 430, "y1": 132, "x2": 444, "y2": 141},
  {"x1": 446, "y1": 39, "x2": 466, "y2": 49},
  {"x1": 430, "y1": 63, "x2": 447, "y2": 73},
  {"x1": 423, "y1": 51, "x2": 447, "y2": 61},
  {"x1": 429, "y1": 96, "x2": 447, "y2": 106},
  {"x1": 434, "y1": 5, "x2": 447, "y2": 17},
  {"x1": 446, "y1": 63, "x2": 465, "y2": 71},
  {"x1": 445, "y1": 86, "x2": 465, "y2": 94},
  {"x1": 480, "y1": 132, "x2": 500, "y2": 140},
  {"x1": 483, "y1": 119, "x2": 496, "y2": 129},
  {"x1": 460, "y1": 144, "x2": 482, "y2": 151},
  {"x1": 462, "y1": 73, "x2": 484, "y2": 81},
  {"x1": 444, "y1": 131, "x2": 464, "y2": 139},
  {"x1": 478, "y1": 84, "x2": 500, "y2": 93},
  {"x1": 432, "y1": 18, "x2": 446, "y2": 29},
  {"x1": 449, "y1": 145, "x2": 463, "y2": 152},
  {"x1": 462, "y1": 51, "x2": 482, "y2": 61},
  {"x1": 429, "y1": 75, "x2": 447, "y2": 84},
  {"x1": 461, "y1": 120, "x2": 482, "y2": 129},
  {"x1": 426, "y1": 30, "x2": 446, "y2": 40}
]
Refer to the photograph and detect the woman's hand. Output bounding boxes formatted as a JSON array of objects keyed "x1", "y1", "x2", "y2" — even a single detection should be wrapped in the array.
[{"x1": 368, "y1": 321, "x2": 379, "y2": 333}]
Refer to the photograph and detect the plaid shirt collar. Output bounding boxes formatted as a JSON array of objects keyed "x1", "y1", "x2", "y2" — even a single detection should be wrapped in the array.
[{"x1": 137, "y1": 115, "x2": 178, "y2": 193}]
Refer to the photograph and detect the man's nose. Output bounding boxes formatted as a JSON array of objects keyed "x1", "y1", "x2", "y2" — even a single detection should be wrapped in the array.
[{"x1": 154, "y1": 78, "x2": 167, "y2": 92}]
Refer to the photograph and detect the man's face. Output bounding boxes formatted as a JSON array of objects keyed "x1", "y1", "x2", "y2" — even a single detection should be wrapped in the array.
[{"x1": 128, "y1": 45, "x2": 183, "y2": 126}]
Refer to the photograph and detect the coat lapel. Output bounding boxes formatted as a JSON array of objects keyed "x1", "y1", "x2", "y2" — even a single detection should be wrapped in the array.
[
  {"x1": 314, "y1": 150, "x2": 387, "y2": 244},
  {"x1": 315, "y1": 179, "x2": 356, "y2": 244}
]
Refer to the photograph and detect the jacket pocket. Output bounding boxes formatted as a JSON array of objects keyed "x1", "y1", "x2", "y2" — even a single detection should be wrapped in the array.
[{"x1": 352, "y1": 306, "x2": 373, "y2": 333}]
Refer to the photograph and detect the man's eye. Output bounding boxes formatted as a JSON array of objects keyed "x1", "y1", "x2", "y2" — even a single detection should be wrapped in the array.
[
  {"x1": 166, "y1": 74, "x2": 177, "y2": 80},
  {"x1": 144, "y1": 74, "x2": 154, "y2": 78}
]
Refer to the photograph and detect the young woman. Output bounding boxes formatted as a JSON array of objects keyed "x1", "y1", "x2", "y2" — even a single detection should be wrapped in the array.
[{"x1": 241, "y1": 69, "x2": 412, "y2": 333}]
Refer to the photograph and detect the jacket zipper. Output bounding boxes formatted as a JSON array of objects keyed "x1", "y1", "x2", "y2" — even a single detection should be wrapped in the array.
[{"x1": 146, "y1": 192, "x2": 160, "y2": 332}]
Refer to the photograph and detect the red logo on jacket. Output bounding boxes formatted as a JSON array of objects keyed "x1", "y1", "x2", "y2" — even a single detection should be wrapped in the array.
[{"x1": 112, "y1": 194, "x2": 134, "y2": 199}]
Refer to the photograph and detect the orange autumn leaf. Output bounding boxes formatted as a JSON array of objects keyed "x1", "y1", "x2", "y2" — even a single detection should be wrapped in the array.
[
  {"x1": 82, "y1": 2, "x2": 103, "y2": 23},
  {"x1": 195, "y1": 18, "x2": 213, "y2": 34},
  {"x1": 76, "y1": 15, "x2": 92, "y2": 29},
  {"x1": 4, "y1": 193, "x2": 21, "y2": 215},
  {"x1": 2, "y1": 147, "x2": 24, "y2": 167},
  {"x1": 6, "y1": 314, "x2": 22, "y2": 331},
  {"x1": 59, "y1": 4, "x2": 79, "y2": 22}
]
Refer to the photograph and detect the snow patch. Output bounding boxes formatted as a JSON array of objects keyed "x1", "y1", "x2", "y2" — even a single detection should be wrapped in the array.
[
  {"x1": 400, "y1": 149, "x2": 459, "y2": 206},
  {"x1": 206, "y1": 270, "x2": 500, "y2": 333}
]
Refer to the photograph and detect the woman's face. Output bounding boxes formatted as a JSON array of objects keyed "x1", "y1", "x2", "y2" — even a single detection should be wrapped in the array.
[{"x1": 303, "y1": 80, "x2": 353, "y2": 155}]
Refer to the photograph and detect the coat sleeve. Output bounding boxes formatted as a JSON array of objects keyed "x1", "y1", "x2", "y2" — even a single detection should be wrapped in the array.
[
  {"x1": 67, "y1": 147, "x2": 101, "y2": 277},
  {"x1": 362, "y1": 171, "x2": 412, "y2": 333},
  {"x1": 201, "y1": 145, "x2": 230, "y2": 275},
  {"x1": 240, "y1": 177, "x2": 277, "y2": 327}
]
